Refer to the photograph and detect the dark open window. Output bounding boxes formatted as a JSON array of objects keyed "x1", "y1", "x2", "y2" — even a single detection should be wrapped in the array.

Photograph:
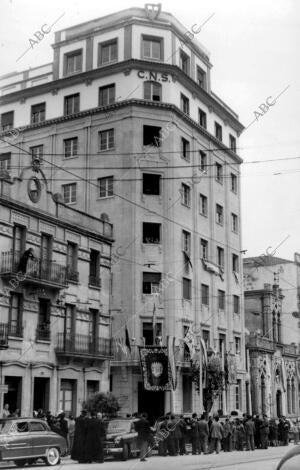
[
  {"x1": 66, "y1": 242, "x2": 78, "y2": 282},
  {"x1": 215, "y1": 122, "x2": 223, "y2": 141},
  {"x1": 142, "y1": 272, "x2": 161, "y2": 294},
  {"x1": 31, "y1": 103, "x2": 45, "y2": 123},
  {"x1": 64, "y1": 93, "x2": 80, "y2": 116},
  {"x1": 143, "y1": 125, "x2": 162, "y2": 146},
  {"x1": 1, "y1": 111, "x2": 14, "y2": 130},
  {"x1": 143, "y1": 223, "x2": 161, "y2": 244},
  {"x1": 180, "y1": 50, "x2": 190, "y2": 75},
  {"x1": 201, "y1": 284, "x2": 209, "y2": 305},
  {"x1": 98, "y1": 39, "x2": 118, "y2": 65},
  {"x1": 144, "y1": 81, "x2": 161, "y2": 101},
  {"x1": 181, "y1": 137, "x2": 190, "y2": 161},
  {"x1": 143, "y1": 321, "x2": 162, "y2": 345},
  {"x1": 197, "y1": 66, "x2": 207, "y2": 89},
  {"x1": 99, "y1": 84, "x2": 116, "y2": 106},
  {"x1": 89, "y1": 249, "x2": 100, "y2": 287},
  {"x1": 183, "y1": 277, "x2": 191, "y2": 300},
  {"x1": 64, "y1": 50, "x2": 83, "y2": 76},
  {"x1": 199, "y1": 108, "x2": 207, "y2": 129},
  {"x1": 143, "y1": 173, "x2": 161, "y2": 195}
]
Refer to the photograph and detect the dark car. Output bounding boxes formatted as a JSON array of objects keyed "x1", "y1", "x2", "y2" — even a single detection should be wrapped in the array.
[
  {"x1": 104, "y1": 418, "x2": 140, "y2": 461},
  {"x1": 0, "y1": 418, "x2": 67, "y2": 467},
  {"x1": 276, "y1": 445, "x2": 300, "y2": 470}
]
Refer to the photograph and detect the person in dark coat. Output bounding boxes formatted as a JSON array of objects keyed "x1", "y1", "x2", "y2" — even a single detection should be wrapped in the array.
[
  {"x1": 18, "y1": 248, "x2": 35, "y2": 273},
  {"x1": 282, "y1": 417, "x2": 290, "y2": 445},
  {"x1": 96, "y1": 412, "x2": 106, "y2": 463},
  {"x1": 71, "y1": 410, "x2": 89, "y2": 463},
  {"x1": 254, "y1": 415, "x2": 262, "y2": 449},
  {"x1": 260, "y1": 415, "x2": 269, "y2": 449},
  {"x1": 56, "y1": 412, "x2": 68, "y2": 454},
  {"x1": 198, "y1": 414, "x2": 209, "y2": 454},
  {"x1": 166, "y1": 414, "x2": 178, "y2": 456},
  {"x1": 85, "y1": 411, "x2": 102, "y2": 463},
  {"x1": 244, "y1": 415, "x2": 255, "y2": 451},
  {"x1": 191, "y1": 413, "x2": 200, "y2": 455},
  {"x1": 177, "y1": 415, "x2": 187, "y2": 455},
  {"x1": 135, "y1": 413, "x2": 152, "y2": 462}
]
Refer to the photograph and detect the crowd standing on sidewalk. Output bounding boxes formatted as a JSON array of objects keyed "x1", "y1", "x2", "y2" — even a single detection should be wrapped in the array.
[{"x1": 2, "y1": 404, "x2": 300, "y2": 463}]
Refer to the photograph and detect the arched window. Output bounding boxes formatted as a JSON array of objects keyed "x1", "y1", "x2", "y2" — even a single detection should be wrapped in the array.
[{"x1": 144, "y1": 81, "x2": 162, "y2": 101}]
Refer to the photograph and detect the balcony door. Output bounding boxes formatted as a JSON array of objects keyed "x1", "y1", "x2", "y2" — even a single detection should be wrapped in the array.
[
  {"x1": 41, "y1": 233, "x2": 52, "y2": 279},
  {"x1": 37, "y1": 298, "x2": 51, "y2": 340},
  {"x1": 13, "y1": 225, "x2": 26, "y2": 266}
]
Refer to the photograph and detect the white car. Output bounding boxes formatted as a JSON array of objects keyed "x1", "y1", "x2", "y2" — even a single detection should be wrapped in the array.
[{"x1": 276, "y1": 445, "x2": 300, "y2": 470}]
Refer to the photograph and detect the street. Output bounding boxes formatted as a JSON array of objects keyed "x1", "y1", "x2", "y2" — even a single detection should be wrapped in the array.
[{"x1": 0, "y1": 446, "x2": 293, "y2": 470}]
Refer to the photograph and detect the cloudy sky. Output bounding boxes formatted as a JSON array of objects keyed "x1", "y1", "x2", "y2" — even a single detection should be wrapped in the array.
[{"x1": 1, "y1": 0, "x2": 299, "y2": 260}]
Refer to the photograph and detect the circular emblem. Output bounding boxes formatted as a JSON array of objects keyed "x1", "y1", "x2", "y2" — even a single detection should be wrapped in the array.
[{"x1": 27, "y1": 176, "x2": 41, "y2": 203}]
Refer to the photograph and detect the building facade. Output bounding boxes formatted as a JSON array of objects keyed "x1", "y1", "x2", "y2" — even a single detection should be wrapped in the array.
[
  {"x1": 244, "y1": 255, "x2": 300, "y2": 418},
  {"x1": 0, "y1": 164, "x2": 113, "y2": 417},
  {"x1": 0, "y1": 5, "x2": 246, "y2": 417}
]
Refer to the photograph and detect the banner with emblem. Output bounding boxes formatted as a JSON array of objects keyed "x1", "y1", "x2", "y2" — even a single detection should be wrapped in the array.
[
  {"x1": 227, "y1": 354, "x2": 237, "y2": 384},
  {"x1": 139, "y1": 346, "x2": 172, "y2": 391}
]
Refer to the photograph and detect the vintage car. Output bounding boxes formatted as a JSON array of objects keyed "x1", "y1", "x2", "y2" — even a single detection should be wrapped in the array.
[
  {"x1": 104, "y1": 418, "x2": 140, "y2": 461},
  {"x1": 0, "y1": 418, "x2": 67, "y2": 466},
  {"x1": 276, "y1": 444, "x2": 300, "y2": 470}
]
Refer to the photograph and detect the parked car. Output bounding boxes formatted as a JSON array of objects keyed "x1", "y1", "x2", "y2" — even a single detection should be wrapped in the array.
[
  {"x1": 276, "y1": 444, "x2": 300, "y2": 470},
  {"x1": 0, "y1": 418, "x2": 67, "y2": 467},
  {"x1": 104, "y1": 418, "x2": 140, "y2": 461}
]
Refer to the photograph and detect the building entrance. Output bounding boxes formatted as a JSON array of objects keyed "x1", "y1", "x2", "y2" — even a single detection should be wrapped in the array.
[
  {"x1": 138, "y1": 382, "x2": 164, "y2": 424},
  {"x1": 33, "y1": 377, "x2": 50, "y2": 412}
]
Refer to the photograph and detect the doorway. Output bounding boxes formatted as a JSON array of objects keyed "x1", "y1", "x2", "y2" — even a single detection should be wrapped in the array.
[
  {"x1": 276, "y1": 390, "x2": 282, "y2": 417},
  {"x1": 138, "y1": 382, "x2": 164, "y2": 425},
  {"x1": 33, "y1": 377, "x2": 50, "y2": 412},
  {"x1": 4, "y1": 376, "x2": 22, "y2": 414}
]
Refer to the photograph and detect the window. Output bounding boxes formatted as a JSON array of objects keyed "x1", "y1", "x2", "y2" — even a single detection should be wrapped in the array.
[
  {"x1": 16, "y1": 422, "x2": 29, "y2": 433},
  {"x1": 231, "y1": 213, "x2": 238, "y2": 233},
  {"x1": 13, "y1": 224, "x2": 26, "y2": 255},
  {"x1": 98, "y1": 39, "x2": 118, "y2": 65},
  {"x1": 142, "y1": 321, "x2": 162, "y2": 345},
  {"x1": 181, "y1": 183, "x2": 191, "y2": 207},
  {"x1": 98, "y1": 176, "x2": 113, "y2": 198},
  {"x1": 62, "y1": 183, "x2": 77, "y2": 204},
  {"x1": 202, "y1": 329, "x2": 210, "y2": 349},
  {"x1": 232, "y1": 254, "x2": 239, "y2": 273},
  {"x1": 200, "y1": 238, "x2": 208, "y2": 260},
  {"x1": 201, "y1": 284, "x2": 209, "y2": 306},
  {"x1": 0, "y1": 153, "x2": 11, "y2": 179},
  {"x1": 219, "y1": 334, "x2": 226, "y2": 363},
  {"x1": 64, "y1": 137, "x2": 78, "y2": 158},
  {"x1": 99, "y1": 84, "x2": 115, "y2": 106},
  {"x1": 64, "y1": 93, "x2": 80, "y2": 116},
  {"x1": 144, "y1": 81, "x2": 161, "y2": 101},
  {"x1": 142, "y1": 36, "x2": 163, "y2": 60},
  {"x1": 231, "y1": 173, "x2": 237, "y2": 193},
  {"x1": 64, "y1": 50, "x2": 82, "y2": 76},
  {"x1": 1, "y1": 111, "x2": 14, "y2": 130},
  {"x1": 235, "y1": 379, "x2": 242, "y2": 410},
  {"x1": 143, "y1": 173, "x2": 161, "y2": 195},
  {"x1": 218, "y1": 290, "x2": 225, "y2": 310},
  {"x1": 182, "y1": 230, "x2": 191, "y2": 254},
  {"x1": 216, "y1": 204, "x2": 223, "y2": 225},
  {"x1": 198, "y1": 108, "x2": 207, "y2": 129},
  {"x1": 200, "y1": 194, "x2": 208, "y2": 216},
  {"x1": 31, "y1": 103, "x2": 45, "y2": 123},
  {"x1": 199, "y1": 151, "x2": 207, "y2": 171},
  {"x1": 143, "y1": 125, "x2": 162, "y2": 146},
  {"x1": 235, "y1": 336, "x2": 241, "y2": 355},
  {"x1": 183, "y1": 277, "x2": 192, "y2": 300},
  {"x1": 37, "y1": 298, "x2": 51, "y2": 340},
  {"x1": 197, "y1": 66, "x2": 206, "y2": 89},
  {"x1": 229, "y1": 134, "x2": 237, "y2": 152},
  {"x1": 233, "y1": 295, "x2": 240, "y2": 314},
  {"x1": 143, "y1": 222, "x2": 161, "y2": 244},
  {"x1": 66, "y1": 242, "x2": 78, "y2": 281},
  {"x1": 180, "y1": 93, "x2": 189, "y2": 115},
  {"x1": 180, "y1": 50, "x2": 190, "y2": 75},
  {"x1": 30, "y1": 145, "x2": 43, "y2": 163},
  {"x1": 89, "y1": 249, "x2": 100, "y2": 287},
  {"x1": 99, "y1": 129, "x2": 114, "y2": 150},
  {"x1": 143, "y1": 272, "x2": 161, "y2": 294},
  {"x1": 215, "y1": 122, "x2": 223, "y2": 141},
  {"x1": 181, "y1": 137, "x2": 190, "y2": 161},
  {"x1": 60, "y1": 379, "x2": 76, "y2": 417},
  {"x1": 217, "y1": 246, "x2": 225, "y2": 268},
  {"x1": 9, "y1": 293, "x2": 23, "y2": 337},
  {"x1": 30, "y1": 422, "x2": 47, "y2": 432},
  {"x1": 216, "y1": 163, "x2": 223, "y2": 183}
]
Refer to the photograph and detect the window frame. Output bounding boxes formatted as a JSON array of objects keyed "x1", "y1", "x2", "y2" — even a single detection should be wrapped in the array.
[
  {"x1": 143, "y1": 81, "x2": 162, "y2": 101},
  {"x1": 64, "y1": 137, "x2": 78, "y2": 159},
  {"x1": 142, "y1": 272, "x2": 162, "y2": 295},
  {"x1": 181, "y1": 137, "x2": 190, "y2": 161},
  {"x1": 182, "y1": 277, "x2": 192, "y2": 301},
  {"x1": 200, "y1": 238, "x2": 208, "y2": 260},
  {"x1": 216, "y1": 204, "x2": 224, "y2": 225},
  {"x1": 215, "y1": 162, "x2": 223, "y2": 184},
  {"x1": 233, "y1": 295, "x2": 240, "y2": 314},
  {"x1": 62, "y1": 182, "x2": 77, "y2": 204},
  {"x1": 181, "y1": 183, "x2": 191, "y2": 207},
  {"x1": 217, "y1": 246, "x2": 225, "y2": 269},
  {"x1": 98, "y1": 176, "x2": 114, "y2": 198},
  {"x1": 199, "y1": 194, "x2": 208, "y2": 217},
  {"x1": 218, "y1": 289, "x2": 225, "y2": 310},
  {"x1": 141, "y1": 35, "x2": 164, "y2": 61},
  {"x1": 98, "y1": 128, "x2": 114, "y2": 151},
  {"x1": 199, "y1": 151, "x2": 207, "y2": 172},
  {"x1": 201, "y1": 283, "x2": 209, "y2": 306},
  {"x1": 180, "y1": 93, "x2": 190, "y2": 115},
  {"x1": 1, "y1": 111, "x2": 14, "y2": 130},
  {"x1": 98, "y1": 38, "x2": 118, "y2": 66},
  {"x1": 198, "y1": 108, "x2": 207, "y2": 129},
  {"x1": 31, "y1": 102, "x2": 46, "y2": 124},
  {"x1": 215, "y1": 122, "x2": 223, "y2": 142},
  {"x1": 142, "y1": 173, "x2": 161, "y2": 196},
  {"x1": 63, "y1": 49, "x2": 83, "y2": 76},
  {"x1": 197, "y1": 66, "x2": 207, "y2": 89},
  {"x1": 231, "y1": 173, "x2": 237, "y2": 193},
  {"x1": 182, "y1": 230, "x2": 191, "y2": 255},
  {"x1": 142, "y1": 222, "x2": 161, "y2": 244},
  {"x1": 179, "y1": 49, "x2": 190, "y2": 75},
  {"x1": 99, "y1": 83, "x2": 116, "y2": 106},
  {"x1": 229, "y1": 134, "x2": 237, "y2": 152},
  {"x1": 232, "y1": 253, "x2": 239, "y2": 273},
  {"x1": 64, "y1": 93, "x2": 80, "y2": 116}
]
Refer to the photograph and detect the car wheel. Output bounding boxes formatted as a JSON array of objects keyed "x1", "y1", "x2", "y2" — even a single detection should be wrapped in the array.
[
  {"x1": 122, "y1": 443, "x2": 129, "y2": 461},
  {"x1": 44, "y1": 447, "x2": 61, "y2": 466},
  {"x1": 14, "y1": 460, "x2": 27, "y2": 467}
]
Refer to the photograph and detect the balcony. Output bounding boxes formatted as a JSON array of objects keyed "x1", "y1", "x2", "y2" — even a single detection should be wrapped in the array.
[
  {"x1": 175, "y1": 345, "x2": 192, "y2": 366},
  {"x1": 247, "y1": 334, "x2": 276, "y2": 352},
  {"x1": 36, "y1": 324, "x2": 51, "y2": 341},
  {"x1": 56, "y1": 333, "x2": 112, "y2": 359},
  {"x1": 0, "y1": 251, "x2": 67, "y2": 288},
  {"x1": 0, "y1": 323, "x2": 8, "y2": 349},
  {"x1": 8, "y1": 323, "x2": 23, "y2": 338},
  {"x1": 111, "y1": 343, "x2": 140, "y2": 366},
  {"x1": 66, "y1": 267, "x2": 79, "y2": 283},
  {"x1": 89, "y1": 275, "x2": 101, "y2": 288}
]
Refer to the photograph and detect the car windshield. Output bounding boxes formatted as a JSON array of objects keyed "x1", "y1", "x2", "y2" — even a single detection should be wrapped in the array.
[
  {"x1": 107, "y1": 420, "x2": 131, "y2": 434},
  {"x1": 0, "y1": 420, "x2": 12, "y2": 434}
]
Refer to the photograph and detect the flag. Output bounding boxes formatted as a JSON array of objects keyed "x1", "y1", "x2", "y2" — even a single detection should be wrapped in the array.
[
  {"x1": 183, "y1": 328, "x2": 195, "y2": 356},
  {"x1": 139, "y1": 346, "x2": 172, "y2": 391},
  {"x1": 183, "y1": 250, "x2": 193, "y2": 269},
  {"x1": 125, "y1": 325, "x2": 131, "y2": 353},
  {"x1": 167, "y1": 336, "x2": 177, "y2": 390},
  {"x1": 152, "y1": 298, "x2": 157, "y2": 343}
]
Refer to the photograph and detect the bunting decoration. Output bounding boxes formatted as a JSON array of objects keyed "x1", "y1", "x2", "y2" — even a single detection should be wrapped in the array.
[
  {"x1": 183, "y1": 327, "x2": 196, "y2": 355},
  {"x1": 139, "y1": 346, "x2": 172, "y2": 391},
  {"x1": 227, "y1": 354, "x2": 237, "y2": 384},
  {"x1": 167, "y1": 336, "x2": 177, "y2": 390}
]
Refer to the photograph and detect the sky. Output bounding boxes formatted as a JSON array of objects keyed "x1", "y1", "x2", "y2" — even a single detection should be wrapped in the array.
[{"x1": 0, "y1": 0, "x2": 299, "y2": 260}]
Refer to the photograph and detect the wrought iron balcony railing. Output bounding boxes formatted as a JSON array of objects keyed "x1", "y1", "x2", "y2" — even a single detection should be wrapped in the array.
[
  {"x1": 0, "y1": 323, "x2": 8, "y2": 349},
  {"x1": 8, "y1": 323, "x2": 23, "y2": 338},
  {"x1": 56, "y1": 333, "x2": 112, "y2": 358},
  {"x1": 89, "y1": 275, "x2": 101, "y2": 288},
  {"x1": 0, "y1": 251, "x2": 67, "y2": 288},
  {"x1": 66, "y1": 267, "x2": 79, "y2": 282},
  {"x1": 36, "y1": 324, "x2": 51, "y2": 341}
]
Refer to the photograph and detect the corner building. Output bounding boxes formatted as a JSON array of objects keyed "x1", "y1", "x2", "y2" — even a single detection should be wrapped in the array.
[{"x1": 0, "y1": 5, "x2": 246, "y2": 417}]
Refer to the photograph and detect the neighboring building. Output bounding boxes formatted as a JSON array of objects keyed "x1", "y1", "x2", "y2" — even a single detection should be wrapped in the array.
[
  {"x1": 0, "y1": 163, "x2": 113, "y2": 417},
  {"x1": 244, "y1": 255, "x2": 300, "y2": 418},
  {"x1": 0, "y1": 5, "x2": 246, "y2": 417}
]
